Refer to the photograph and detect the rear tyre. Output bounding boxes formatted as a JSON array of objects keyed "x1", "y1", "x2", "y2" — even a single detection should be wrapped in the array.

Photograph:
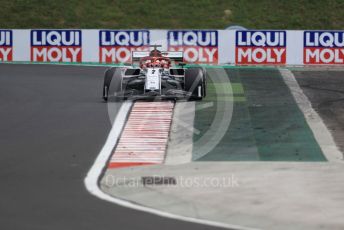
[
  {"x1": 107, "y1": 68, "x2": 123, "y2": 102},
  {"x1": 184, "y1": 68, "x2": 206, "y2": 100}
]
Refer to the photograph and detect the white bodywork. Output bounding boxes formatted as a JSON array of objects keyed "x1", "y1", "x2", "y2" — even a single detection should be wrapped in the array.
[
  {"x1": 132, "y1": 51, "x2": 183, "y2": 59},
  {"x1": 145, "y1": 68, "x2": 161, "y2": 91}
]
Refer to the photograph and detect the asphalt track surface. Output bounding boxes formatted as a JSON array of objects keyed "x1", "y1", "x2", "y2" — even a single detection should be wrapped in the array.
[
  {"x1": 293, "y1": 70, "x2": 344, "y2": 154},
  {"x1": 0, "y1": 64, "x2": 226, "y2": 230}
]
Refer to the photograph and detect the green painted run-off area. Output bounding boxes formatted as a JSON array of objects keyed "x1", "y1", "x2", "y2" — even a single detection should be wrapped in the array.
[{"x1": 193, "y1": 68, "x2": 326, "y2": 161}]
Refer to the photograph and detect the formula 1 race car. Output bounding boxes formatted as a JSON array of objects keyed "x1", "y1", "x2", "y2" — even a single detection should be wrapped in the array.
[{"x1": 102, "y1": 45, "x2": 206, "y2": 101}]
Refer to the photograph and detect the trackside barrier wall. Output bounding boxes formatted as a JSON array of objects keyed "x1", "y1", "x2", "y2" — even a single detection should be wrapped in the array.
[{"x1": 1, "y1": 29, "x2": 343, "y2": 65}]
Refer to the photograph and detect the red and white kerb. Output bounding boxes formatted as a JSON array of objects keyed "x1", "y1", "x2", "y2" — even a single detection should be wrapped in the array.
[{"x1": 108, "y1": 101, "x2": 174, "y2": 168}]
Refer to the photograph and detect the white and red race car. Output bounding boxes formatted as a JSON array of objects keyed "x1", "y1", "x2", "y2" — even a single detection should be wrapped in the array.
[{"x1": 102, "y1": 46, "x2": 206, "y2": 101}]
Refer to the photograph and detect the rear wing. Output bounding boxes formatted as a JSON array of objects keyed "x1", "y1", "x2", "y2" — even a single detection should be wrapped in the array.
[{"x1": 132, "y1": 51, "x2": 184, "y2": 64}]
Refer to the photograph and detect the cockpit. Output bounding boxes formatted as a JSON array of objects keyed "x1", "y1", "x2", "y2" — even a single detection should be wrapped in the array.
[{"x1": 140, "y1": 57, "x2": 171, "y2": 68}]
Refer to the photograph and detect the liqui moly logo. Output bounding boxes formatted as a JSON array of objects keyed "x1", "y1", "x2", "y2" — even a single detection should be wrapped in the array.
[
  {"x1": 236, "y1": 31, "x2": 286, "y2": 64},
  {"x1": 99, "y1": 30, "x2": 150, "y2": 63},
  {"x1": 0, "y1": 30, "x2": 12, "y2": 61},
  {"x1": 167, "y1": 30, "x2": 218, "y2": 64},
  {"x1": 304, "y1": 31, "x2": 344, "y2": 64},
  {"x1": 31, "y1": 30, "x2": 82, "y2": 62}
]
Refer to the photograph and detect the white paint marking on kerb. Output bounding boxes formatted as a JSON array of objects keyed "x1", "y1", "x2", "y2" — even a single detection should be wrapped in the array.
[{"x1": 279, "y1": 68, "x2": 343, "y2": 162}]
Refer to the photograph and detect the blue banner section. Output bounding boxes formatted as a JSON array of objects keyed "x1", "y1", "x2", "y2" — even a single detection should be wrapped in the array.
[
  {"x1": 0, "y1": 30, "x2": 12, "y2": 46},
  {"x1": 167, "y1": 30, "x2": 218, "y2": 47},
  {"x1": 99, "y1": 30, "x2": 150, "y2": 46},
  {"x1": 236, "y1": 30, "x2": 286, "y2": 47},
  {"x1": 304, "y1": 31, "x2": 344, "y2": 48}
]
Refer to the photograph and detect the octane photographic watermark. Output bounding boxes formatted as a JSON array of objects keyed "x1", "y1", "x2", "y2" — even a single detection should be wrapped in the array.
[{"x1": 104, "y1": 174, "x2": 240, "y2": 188}]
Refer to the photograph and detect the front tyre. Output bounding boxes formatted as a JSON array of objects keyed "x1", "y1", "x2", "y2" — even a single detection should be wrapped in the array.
[
  {"x1": 107, "y1": 68, "x2": 124, "y2": 102},
  {"x1": 103, "y1": 67, "x2": 117, "y2": 102}
]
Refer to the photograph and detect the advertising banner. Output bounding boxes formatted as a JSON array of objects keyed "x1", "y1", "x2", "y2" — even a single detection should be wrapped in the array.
[
  {"x1": 30, "y1": 30, "x2": 82, "y2": 62},
  {"x1": 167, "y1": 30, "x2": 218, "y2": 64},
  {"x1": 304, "y1": 31, "x2": 344, "y2": 64},
  {"x1": 99, "y1": 30, "x2": 150, "y2": 63},
  {"x1": 236, "y1": 30, "x2": 286, "y2": 64}
]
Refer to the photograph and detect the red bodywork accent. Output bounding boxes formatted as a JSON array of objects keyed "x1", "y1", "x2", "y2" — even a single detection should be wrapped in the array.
[
  {"x1": 140, "y1": 56, "x2": 171, "y2": 69},
  {"x1": 108, "y1": 162, "x2": 156, "y2": 168}
]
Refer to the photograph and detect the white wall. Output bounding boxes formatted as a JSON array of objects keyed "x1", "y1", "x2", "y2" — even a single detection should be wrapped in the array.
[{"x1": 0, "y1": 29, "x2": 343, "y2": 65}]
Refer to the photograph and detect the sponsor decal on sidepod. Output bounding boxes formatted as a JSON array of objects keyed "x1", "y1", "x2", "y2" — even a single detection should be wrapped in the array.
[
  {"x1": 236, "y1": 30, "x2": 286, "y2": 64},
  {"x1": 304, "y1": 31, "x2": 344, "y2": 64},
  {"x1": 167, "y1": 30, "x2": 218, "y2": 64},
  {"x1": 31, "y1": 30, "x2": 82, "y2": 62},
  {"x1": 99, "y1": 30, "x2": 150, "y2": 63},
  {"x1": 0, "y1": 30, "x2": 12, "y2": 61}
]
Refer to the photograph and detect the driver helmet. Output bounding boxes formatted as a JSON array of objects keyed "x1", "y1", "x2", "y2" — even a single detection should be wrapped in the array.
[{"x1": 149, "y1": 49, "x2": 162, "y2": 57}]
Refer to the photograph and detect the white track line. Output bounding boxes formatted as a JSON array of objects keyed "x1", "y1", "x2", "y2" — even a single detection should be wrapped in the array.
[
  {"x1": 84, "y1": 101, "x2": 132, "y2": 193},
  {"x1": 84, "y1": 100, "x2": 259, "y2": 230},
  {"x1": 279, "y1": 68, "x2": 343, "y2": 162}
]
